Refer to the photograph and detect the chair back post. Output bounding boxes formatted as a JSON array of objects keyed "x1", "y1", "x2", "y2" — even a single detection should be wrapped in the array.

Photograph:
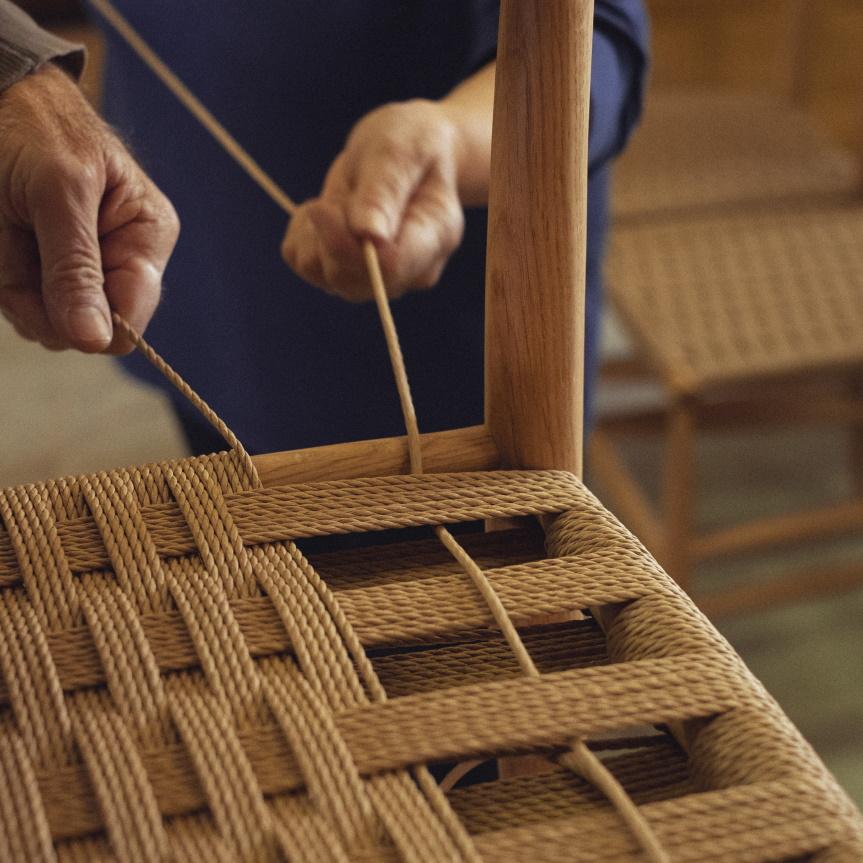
[{"x1": 484, "y1": 0, "x2": 594, "y2": 478}]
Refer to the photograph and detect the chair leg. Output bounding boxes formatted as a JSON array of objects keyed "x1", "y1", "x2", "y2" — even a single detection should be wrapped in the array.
[{"x1": 662, "y1": 397, "x2": 696, "y2": 594}]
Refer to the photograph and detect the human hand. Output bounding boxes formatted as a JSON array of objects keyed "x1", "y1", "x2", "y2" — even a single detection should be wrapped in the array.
[
  {"x1": 281, "y1": 99, "x2": 466, "y2": 302},
  {"x1": 0, "y1": 64, "x2": 179, "y2": 353}
]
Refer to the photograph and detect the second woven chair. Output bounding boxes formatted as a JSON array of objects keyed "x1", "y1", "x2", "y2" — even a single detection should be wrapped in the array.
[{"x1": 591, "y1": 8, "x2": 863, "y2": 614}]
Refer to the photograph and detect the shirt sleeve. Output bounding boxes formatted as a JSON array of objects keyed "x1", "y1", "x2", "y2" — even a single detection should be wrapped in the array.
[
  {"x1": 589, "y1": 0, "x2": 650, "y2": 171},
  {"x1": 0, "y1": 0, "x2": 84, "y2": 92}
]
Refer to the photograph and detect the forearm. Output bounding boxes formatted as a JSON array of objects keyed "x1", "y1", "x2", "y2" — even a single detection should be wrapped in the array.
[
  {"x1": 439, "y1": 61, "x2": 495, "y2": 207},
  {"x1": 0, "y1": 0, "x2": 84, "y2": 92}
]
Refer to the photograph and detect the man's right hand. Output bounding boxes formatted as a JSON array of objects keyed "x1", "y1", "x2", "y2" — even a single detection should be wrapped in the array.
[{"x1": 0, "y1": 63, "x2": 178, "y2": 353}]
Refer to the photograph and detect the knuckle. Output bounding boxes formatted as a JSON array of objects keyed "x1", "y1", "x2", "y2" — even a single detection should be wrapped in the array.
[
  {"x1": 372, "y1": 135, "x2": 403, "y2": 162},
  {"x1": 30, "y1": 155, "x2": 102, "y2": 209},
  {"x1": 44, "y1": 254, "x2": 104, "y2": 299},
  {"x1": 355, "y1": 189, "x2": 393, "y2": 219},
  {"x1": 443, "y1": 206, "x2": 465, "y2": 250},
  {"x1": 422, "y1": 191, "x2": 464, "y2": 251},
  {"x1": 53, "y1": 156, "x2": 101, "y2": 195},
  {"x1": 159, "y1": 196, "x2": 181, "y2": 240},
  {"x1": 370, "y1": 135, "x2": 419, "y2": 177}
]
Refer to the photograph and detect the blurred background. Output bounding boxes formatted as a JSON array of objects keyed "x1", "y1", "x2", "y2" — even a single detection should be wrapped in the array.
[{"x1": 2, "y1": 0, "x2": 862, "y2": 805}]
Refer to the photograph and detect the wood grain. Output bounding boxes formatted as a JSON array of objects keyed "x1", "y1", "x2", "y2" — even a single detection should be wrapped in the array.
[
  {"x1": 252, "y1": 425, "x2": 499, "y2": 487},
  {"x1": 485, "y1": 0, "x2": 593, "y2": 476}
]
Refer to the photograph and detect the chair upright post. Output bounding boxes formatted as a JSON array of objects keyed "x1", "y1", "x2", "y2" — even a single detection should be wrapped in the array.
[{"x1": 484, "y1": 0, "x2": 594, "y2": 477}]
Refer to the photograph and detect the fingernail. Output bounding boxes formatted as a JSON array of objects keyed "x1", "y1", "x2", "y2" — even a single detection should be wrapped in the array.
[{"x1": 67, "y1": 306, "x2": 112, "y2": 345}]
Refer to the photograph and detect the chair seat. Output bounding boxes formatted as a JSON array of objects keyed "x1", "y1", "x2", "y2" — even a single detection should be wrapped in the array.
[
  {"x1": 607, "y1": 206, "x2": 863, "y2": 392},
  {"x1": 1, "y1": 452, "x2": 861, "y2": 860},
  {"x1": 612, "y1": 90, "x2": 859, "y2": 222}
]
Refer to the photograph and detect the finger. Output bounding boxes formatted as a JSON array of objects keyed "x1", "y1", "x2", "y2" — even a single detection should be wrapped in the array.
[
  {"x1": 30, "y1": 160, "x2": 113, "y2": 352},
  {"x1": 0, "y1": 290, "x2": 66, "y2": 348},
  {"x1": 344, "y1": 139, "x2": 429, "y2": 243},
  {"x1": 100, "y1": 258, "x2": 162, "y2": 355},
  {"x1": 98, "y1": 162, "x2": 180, "y2": 353},
  {"x1": 320, "y1": 151, "x2": 351, "y2": 199},
  {"x1": 283, "y1": 200, "x2": 371, "y2": 301},
  {"x1": 309, "y1": 202, "x2": 376, "y2": 301},
  {"x1": 0, "y1": 224, "x2": 66, "y2": 347},
  {"x1": 386, "y1": 171, "x2": 464, "y2": 291},
  {"x1": 281, "y1": 204, "x2": 327, "y2": 289}
]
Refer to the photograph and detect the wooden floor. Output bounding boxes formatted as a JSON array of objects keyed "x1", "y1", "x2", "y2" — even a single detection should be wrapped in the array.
[{"x1": 1, "y1": 315, "x2": 861, "y2": 805}]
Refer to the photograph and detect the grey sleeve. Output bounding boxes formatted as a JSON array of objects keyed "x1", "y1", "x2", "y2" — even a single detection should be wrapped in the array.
[{"x1": 0, "y1": 1, "x2": 84, "y2": 92}]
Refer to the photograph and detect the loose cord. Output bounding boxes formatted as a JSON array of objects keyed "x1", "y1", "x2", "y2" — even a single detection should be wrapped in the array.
[
  {"x1": 362, "y1": 242, "x2": 423, "y2": 473},
  {"x1": 433, "y1": 523, "x2": 671, "y2": 863},
  {"x1": 90, "y1": 2, "x2": 668, "y2": 858},
  {"x1": 111, "y1": 312, "x2": 257, "y2": 480}
]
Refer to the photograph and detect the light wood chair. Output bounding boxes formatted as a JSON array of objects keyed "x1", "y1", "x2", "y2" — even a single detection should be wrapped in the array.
[{"x1": 591, "y1": 5, "x2": 863, "y2": 615}]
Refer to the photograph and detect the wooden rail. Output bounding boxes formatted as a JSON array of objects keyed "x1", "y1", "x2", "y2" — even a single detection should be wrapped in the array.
[{"x1": 252, "y1": 425, "x2": 499, "y2": 487}]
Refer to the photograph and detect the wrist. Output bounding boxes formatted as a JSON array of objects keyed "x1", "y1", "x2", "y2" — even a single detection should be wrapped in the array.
[{"x1": 437, "y1": 91, "x2": 493, "y2": 207}]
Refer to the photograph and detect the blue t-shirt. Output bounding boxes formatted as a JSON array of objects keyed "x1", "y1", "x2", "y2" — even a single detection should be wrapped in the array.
[{"x1": 92, "y1": 1, "x2": 648, "y2": 455}]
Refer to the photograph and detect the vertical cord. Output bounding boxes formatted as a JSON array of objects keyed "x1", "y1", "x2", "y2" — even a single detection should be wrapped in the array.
[
  {"x1": 90, "y1": 3, "x2": 669, "y2": 859},
  {"x1": 362, "y1": 242, "x2": 424, "y2": 474}
]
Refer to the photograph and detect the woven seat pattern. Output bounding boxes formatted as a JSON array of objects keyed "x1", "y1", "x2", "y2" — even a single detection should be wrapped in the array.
[
  {"x1": 0, "y1": 450, "x2": 860, "y2": 861},
  {"x1": 607, "y1": 206, "x2": 863, "y2": 391},
  {"x1": 612, "y1": 91, "x2": 859, "y2": 222}
]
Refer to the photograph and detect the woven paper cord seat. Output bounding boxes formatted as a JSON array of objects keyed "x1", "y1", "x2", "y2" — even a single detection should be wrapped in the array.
[
  {"x1": 606, "y1": 206, "x2": 863, "y2": 392},
  {"x1": 1, "y1": 451, "x2": 862, "y2": 861},
  {"x1": 611, "y1": 90, "x2": 859, "y2": 223}
]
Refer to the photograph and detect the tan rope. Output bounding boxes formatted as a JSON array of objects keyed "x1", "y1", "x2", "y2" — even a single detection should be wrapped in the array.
[
  {"x1": 1, "y1": 458, "x2": 861, "y2": 855},
  {"x1": 363, "y1": 240, "x2": 424, "y2": 474},
  {"x1": 110, "y1": 313, "x2": 256, "y2": 475},
  {"x1": 89, "y1": 2, "x2": 668, "y2": 858},
  {"x1": 168, "y1": 682, "x2": 275, "y2": 859},
  {"x1": 0, "y1": 721, "x2": 55, "y2": 863},
  {"x1": 71, "y1": 693, "x2": 169, "y2": 862}
]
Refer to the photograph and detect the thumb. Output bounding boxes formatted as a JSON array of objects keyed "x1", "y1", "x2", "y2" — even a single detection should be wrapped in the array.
[
  {"x1": 31, "y1": 164, "x2": 112, "y2": 352},
  {"x1": 345, "y1": 144, "x2": 427, "y2": 244}
]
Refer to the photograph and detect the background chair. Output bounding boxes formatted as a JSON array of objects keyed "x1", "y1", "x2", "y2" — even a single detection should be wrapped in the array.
[{"x1": 590, "y1": 0, "x2": 863, "y2": 615}]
